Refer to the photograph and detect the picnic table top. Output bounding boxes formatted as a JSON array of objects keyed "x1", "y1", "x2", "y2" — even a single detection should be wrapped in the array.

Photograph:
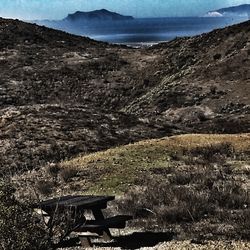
[{"x1": 33, "y1": 195, "x2": 115, "y2": 212}]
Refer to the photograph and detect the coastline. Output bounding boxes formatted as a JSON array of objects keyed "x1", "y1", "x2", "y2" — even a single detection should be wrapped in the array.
[{"x1": 114, "y1": 41, "x2": 162, "y2": 48}]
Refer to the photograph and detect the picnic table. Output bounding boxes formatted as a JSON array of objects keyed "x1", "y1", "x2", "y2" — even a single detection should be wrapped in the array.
[{"x1": 33, "y1": 195, "x2": 132, "y2": 248}]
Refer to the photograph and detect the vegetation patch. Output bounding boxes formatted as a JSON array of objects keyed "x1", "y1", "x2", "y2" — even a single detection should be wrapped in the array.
[
  {"x1": 13, "y1": 133, "x2": 250, "y2": 241},
  {"x1": 57, "y1": 134, "x2": 250, "y2": 240},
  {"x1": 60, "y1": 133, "x2": 250, "y2": 193},
  {"x1": 118, "y1": 166, "x2": 250, "y2": 239},
  {"x1": 0, "y1": 181, "x2": 51, "y2": 250}
]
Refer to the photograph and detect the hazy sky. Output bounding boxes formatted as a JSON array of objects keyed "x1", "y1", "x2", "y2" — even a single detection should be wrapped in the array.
[{"x1": 0, "y1": 0, "x2": 250, "y2": 20}]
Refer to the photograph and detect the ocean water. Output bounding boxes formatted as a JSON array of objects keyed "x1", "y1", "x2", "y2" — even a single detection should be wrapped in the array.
[{"x1": 51, "y1": 16, "x2": 249, "y2": 46}]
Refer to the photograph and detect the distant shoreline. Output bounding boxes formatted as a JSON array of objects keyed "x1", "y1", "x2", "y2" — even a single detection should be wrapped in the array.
[
  {"x1": 32, "y1": 15, "x2": 248, "y2": 46},
  {"x1": 114, "y1": 41, "x2": 162, "y2": 48}
]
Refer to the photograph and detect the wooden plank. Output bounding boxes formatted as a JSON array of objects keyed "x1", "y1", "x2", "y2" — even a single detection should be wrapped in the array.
[
  {"x1": 54, "y1": 237, "x2": 80, "y2": 248},
  {"x1": 67, "y1": 196, "x2": 115, "y2": 209},
  {"x1": 34, "y1": 195, "x2": 115, "y2": 212},
  {"x1": 75, "y1": 215, "x2": 133, "y2": 232},
  {"x1": 55, "y1": 196, "x2": 93, "y2": 206},
  {"x1": 33, "y1": 195, "x2": 83, "y2": 208},
  {"x1": 77, "y1": 232, "x2": 100, "y2": 237},
  {"x1": 92, "y1": 208, "x2": 112, "y2": 240},
  {"x1": 41, "y1": 196, "x2": 91, "y2": 208},
  {"x1": 40, "y1": 195, "x2": 114, "y2": 207}
]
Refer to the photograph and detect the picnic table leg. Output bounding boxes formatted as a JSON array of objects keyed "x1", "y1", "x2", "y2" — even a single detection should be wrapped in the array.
[
  {"x1": 92, "y1": 208, "x2": 112, "y2": 241},
  {"x1": 79, "y1": 236, "x2": 93, "y2": 248}
]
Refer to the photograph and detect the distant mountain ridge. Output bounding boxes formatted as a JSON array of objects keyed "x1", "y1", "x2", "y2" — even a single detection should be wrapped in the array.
[
  {"x1": 206, "y1": 4, "x2": 250, "y2": 17},
  {"x1": 64, "y1": 9, "x2": 134, "y2": 22}
]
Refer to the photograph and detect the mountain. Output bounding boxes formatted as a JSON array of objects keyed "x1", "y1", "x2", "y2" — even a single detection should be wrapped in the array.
[
  {"x1": 64, "y1": 9, "x2": 134, "y2": 22},
  {"x1": 33, "y1": 9, "x2": 134, "y2": 35},
  {"x1": 0, "y1": 17, "x2": 249, "y2": 175},
  {"x1": 207, "y1": 4, "x2": 250, "y2": 17}
]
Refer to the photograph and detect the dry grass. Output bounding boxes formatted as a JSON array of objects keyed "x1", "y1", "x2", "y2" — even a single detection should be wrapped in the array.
[
  {"x1": 60, "y1": 133, "x2": 250, "y2": 193},
  {"x1": 12, "y1": 133, "x2": 250, "y2": 243},
  {"x1": 117, "y1": 167, "x2": 250, "y2": 239},
  {"x1": 155, "y1": 240, "x2": 250, "y2": 250},
  {"x1": 53, "y1": 133, "x2": 250, "y2": 241}
]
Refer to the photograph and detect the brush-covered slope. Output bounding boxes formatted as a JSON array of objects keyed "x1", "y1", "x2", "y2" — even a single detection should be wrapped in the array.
[
  {"x1": 1, "y1": 18, "x2": 249, "y2": 119},
  {"x1": 0, "y1": 18, "x2": 163, "y2": 111},
  {"x1": 124, "y1": 21, "x2": 250, "y2": 133},
  {"x1": 1, "y1": 18, "x2": 249, "y2": 121},
  {"x1": 0, "y1": 18, "x2": 250, "y2": 175},
  {"x1": 0, "y1": 104, "x2": 175, "y2": 176},
  {"x1": 15, "y1": 133, "x2": 250, "y2": 240},
  {"x1": 13, "y1": 131, "x2": 250, "y2": 242},
  {"x1": 0, "y1": 18, "x2": 176, "y2": 175}
]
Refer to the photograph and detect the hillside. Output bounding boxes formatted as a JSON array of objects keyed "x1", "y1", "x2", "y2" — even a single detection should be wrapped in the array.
[
  {"x1": 0, "y1": 18, "x2": 250, "y2": 175},
  {"x1": 124, "y1": 21, "x2": 250, "y2": 133},
  {"x1": 58, "y1": 133, "x2": 250, "y2": 193},
  {"x1": 216, "y1": 4, "x2": 250, "y2": 16},
  {"x1": 0, "y1": 104, "x2": 177, "y2": 176},
  {"x1": 0, "y1": 19, "x2": 177, "y2": 176},
  {"x1": 1, "y1": 17, "x2": 249, "y2": 248},
  {"x1": 15, "y1": 133, "x2": 250, "y2": 242},
  {"x1": 206, "y1": 4, "x2": 250, "y2": 17}
]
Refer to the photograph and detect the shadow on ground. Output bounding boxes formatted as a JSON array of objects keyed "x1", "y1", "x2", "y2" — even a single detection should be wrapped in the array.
[{"x1": 95, "y1": 231, "x2": 175, "y2": 249}]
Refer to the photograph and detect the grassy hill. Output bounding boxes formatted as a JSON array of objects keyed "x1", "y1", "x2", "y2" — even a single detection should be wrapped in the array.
[
  {"x1": 58, "y1": 133, "x2": 250, "y2": 241},
  {"x1": 57, "y1": 133, "x2": 250, "y2": 193},
  {"x1": 15, "y1": 133, "x2": 250, "y2": 241}
]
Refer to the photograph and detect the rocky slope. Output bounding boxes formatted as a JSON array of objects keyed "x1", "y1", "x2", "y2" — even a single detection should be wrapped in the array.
[
  {"x1": 0, "y1": 104, "x2": 175, "y2": 176},
  {"x1": 124, "y1": 21, "x2": 250, "y2": 132},
  {"x1": 0, "y1": 18, "x2": 249, "y2": 175},
  {"x1": 0, "y1": 18, "x2": 176, "y2": 175}
]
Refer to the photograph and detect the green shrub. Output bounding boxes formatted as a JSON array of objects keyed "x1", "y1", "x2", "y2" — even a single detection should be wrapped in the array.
[{"x1": 0, "y1": 181, "x2": 51, "y2": 250}]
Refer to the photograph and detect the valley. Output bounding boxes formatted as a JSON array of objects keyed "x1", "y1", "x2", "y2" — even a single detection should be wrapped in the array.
[{"x1": 0, "y1": 17, "x2": 249, "y2": 249}]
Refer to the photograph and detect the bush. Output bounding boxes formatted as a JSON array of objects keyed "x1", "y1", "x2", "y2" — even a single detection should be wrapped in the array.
[
  {"x1": 119, "y1": 180, "x2": 215, "y2": 224},
  {"x1": 0, "y1": 181, "x2": 51, "y2": 250},
  {"x1": 189, "y1": 142, "x2": 234, "y2": 162},
  {"x1": 118, "y1": 164, "x2": 250, "y2": 239},
  {"x1": 60, "y1": 167, "x2": 78, "y2": 183},
  {"x1": 36, "y1": 180, "x2": 54, "y2": 196},
  {"x1": 47, "y1": 163, "x2": 61, "y2": 178},
  {"x1": 168, "y1": 143, "x2": 236, "y2": 166}
]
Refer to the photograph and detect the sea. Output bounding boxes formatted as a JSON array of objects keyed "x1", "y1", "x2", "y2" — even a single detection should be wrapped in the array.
[{"x1": 60, "y1": 16, "x2": 249, "y2": 47}]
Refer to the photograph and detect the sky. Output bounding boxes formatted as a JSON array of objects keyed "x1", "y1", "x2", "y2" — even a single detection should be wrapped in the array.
[{"x1": 0, "y1": 0, "x2": 250, "y2": 20}]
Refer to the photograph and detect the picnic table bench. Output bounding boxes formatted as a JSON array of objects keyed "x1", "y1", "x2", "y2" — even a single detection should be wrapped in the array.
[{"x1": 33, "y1": 195, "x2": 132, "y2": 248}]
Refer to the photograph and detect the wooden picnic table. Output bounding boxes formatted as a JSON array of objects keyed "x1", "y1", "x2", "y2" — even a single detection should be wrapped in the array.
[{"x1": 33, "y1": 195, "x2": 132, "y2": 248}]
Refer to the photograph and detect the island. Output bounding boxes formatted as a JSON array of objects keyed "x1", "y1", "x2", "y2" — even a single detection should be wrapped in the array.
[{"x1": 64, "y1": 9, "x2": 134, "y2": 22}]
